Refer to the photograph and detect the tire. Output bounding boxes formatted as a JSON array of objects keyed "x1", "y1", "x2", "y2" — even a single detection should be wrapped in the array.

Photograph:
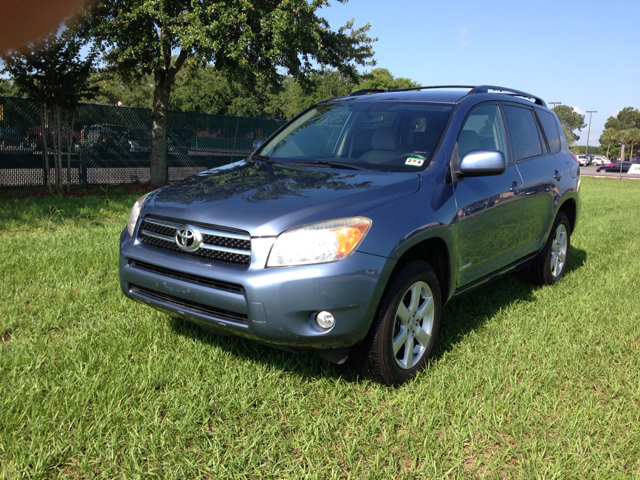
[
  {"x1": 528, "y1": 211, "x2": 571, "y2": 286},
  {"x1": 352, "y1": 260, "x2": 441, "y2": 385}
]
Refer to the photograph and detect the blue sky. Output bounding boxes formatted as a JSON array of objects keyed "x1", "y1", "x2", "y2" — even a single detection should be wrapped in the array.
[{"x1": 320, "y1": 0, "x2": 640, "y2": 146}]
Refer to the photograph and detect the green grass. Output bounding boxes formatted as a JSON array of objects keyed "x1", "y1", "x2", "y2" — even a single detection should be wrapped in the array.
[{"x1": 1, "y1": 178, "x2": 639, "y2": 478}]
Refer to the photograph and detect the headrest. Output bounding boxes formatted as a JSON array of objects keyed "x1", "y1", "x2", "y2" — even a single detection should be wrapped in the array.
[{"x1": 371, "y1": 127, "x2": 398, "y2": 151}]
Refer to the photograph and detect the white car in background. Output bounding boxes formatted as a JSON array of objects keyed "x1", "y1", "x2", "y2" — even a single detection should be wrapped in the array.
[
  {"x1": 576, "y1": 155, "x2": 591, "y2": 166},
  {"x1": 592, "y1": 156, "x2": 606, "y2": 166}
]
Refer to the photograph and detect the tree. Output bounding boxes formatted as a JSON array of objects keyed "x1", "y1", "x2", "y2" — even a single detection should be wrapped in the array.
[
  {"x1": 89, "y1": 71, "x2": 154, "y2": 107},
  {"x1": 552, "y1": 105, "x2": 586, "y2": 143},
  {"x1": 599, "y1": 129, "x2": 618, "y2": 158},
  {"x1": 358, "y1": 68, "x2": 420, "y2": 90},
  {"x1": 82, "y1": 0, "x2": 376, "y2": 186},
  {"x1": 600, "y1": 107, "x2": 640, "y2": 160},
  {"x1": 1, "y1": 30, "x2": 97, "y2": 193},
  {"x1": 0, "y1": 78, "x2": 21, "y2": 96}
]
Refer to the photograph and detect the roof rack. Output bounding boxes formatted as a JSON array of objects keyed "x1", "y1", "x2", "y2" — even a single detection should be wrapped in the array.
[
  {"x1": 388, "y1": 85, "x2": 476, "y2": 93},
  {"x1": 347, "y1": 85, "x2": 547, "y2": 107},
  {"x1": 349, "y1": 89, "x2": 386, "y2": 96},
  {"x1": 468, "y1": 85, "x2": 546, "y2": 107}
]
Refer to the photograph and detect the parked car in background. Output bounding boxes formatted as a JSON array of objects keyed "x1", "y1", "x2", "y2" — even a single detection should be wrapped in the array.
[
  {"x1": 596, "y1": 161, "x2": 640, "y2": 173},
  {"x1": 126, "y1": 127, "x2": 152, "y2": 153},
  {"x1": 0, "y1": 126, "x2": 31, "y2": 151},
  {"x1": 592, "y1": 156, "x2": 606, "y2": 166},
  {"x1": 27, "y1": 126, "x2": 80, "y2": 152},
  {"x1": 167, "y1": 126, "x2": 192, "y2": 155},
  {"x1": 576, "y1": 154, "x2": 591, "y2": 166},
  {"x1": 120, "y1": 85, "x2": 581, "y2": 385},
  {"x1": 81, "y1": 124, "x2": 129, "y2": 158}
]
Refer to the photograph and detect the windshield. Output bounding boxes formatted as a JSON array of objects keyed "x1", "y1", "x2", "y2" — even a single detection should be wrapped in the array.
[{"x1": 256, "y1": 101, "x2": 453, "y2": 172}]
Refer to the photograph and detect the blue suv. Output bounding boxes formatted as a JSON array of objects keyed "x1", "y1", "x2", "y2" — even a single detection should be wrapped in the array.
[{"x1": 119, "y1": 85, "x2": 580, "y2": 385}]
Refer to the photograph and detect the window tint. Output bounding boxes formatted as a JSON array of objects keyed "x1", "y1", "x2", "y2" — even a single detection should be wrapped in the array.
[
  {"x1": 457, "y1": 104, "x2": 507, "y2": 160},
  {"x1": 503, "y1": 105, "x2": 543, "y2": 161},
  {"x1": 537, "y1": 109, "x2": 561, "y2": 154}
]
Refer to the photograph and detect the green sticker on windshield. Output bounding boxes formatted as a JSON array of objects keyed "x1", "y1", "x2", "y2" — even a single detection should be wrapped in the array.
[{"x1": 405, "y1": 157, "x2": 424, "y2": 167}]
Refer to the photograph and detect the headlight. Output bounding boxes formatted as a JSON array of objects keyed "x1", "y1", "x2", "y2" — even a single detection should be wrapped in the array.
[
  {"x1": 267, "y1": 217, "x2": 372, "y2": 267},
  {"x1": 126, "y1": 192, "x2": 151, "y2": 237}
]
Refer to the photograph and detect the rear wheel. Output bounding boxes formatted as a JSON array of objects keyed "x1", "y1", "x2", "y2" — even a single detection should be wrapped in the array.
[
  {"x1": 528, "y1": 211, "x2": 571, "y2": 285},
  {"x1": 352, "y1": 260, "x2": 441, "y2": 385}
]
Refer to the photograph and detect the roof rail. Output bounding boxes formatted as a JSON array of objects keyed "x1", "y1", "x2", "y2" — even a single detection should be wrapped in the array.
[
  {"x1": 469, "y1": 85, "x2": 547, "y2": 107},
  {"x1": 388, "y1": 85, "x2": 476, "y2": 93},
  {"x1": 347, "y1": 85, "x2": 547, "y2": 107},
  {"x1": 349, "y1": 89, "x2": 386, "y2": 96}
]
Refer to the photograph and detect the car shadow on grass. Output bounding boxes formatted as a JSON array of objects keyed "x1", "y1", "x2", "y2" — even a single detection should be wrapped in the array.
[
  {"x1": 167, "y1": 315, "x2": 361, "y2": 383},
  {"x1": 168, "y1": 246, "x2": 587, "y2": 384},
  {"x1": 432, "y1": 246, "x2": 587, "y2": 362}
]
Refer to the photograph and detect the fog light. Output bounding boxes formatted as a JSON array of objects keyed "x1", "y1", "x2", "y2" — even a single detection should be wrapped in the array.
[{"x1": 316, "y1": 311, "x2": 335, "y2": 329}]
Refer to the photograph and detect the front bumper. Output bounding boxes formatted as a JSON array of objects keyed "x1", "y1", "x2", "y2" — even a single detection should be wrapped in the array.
[{"x1": 119, "y1": 229, "x2": 392, "y2": 348}]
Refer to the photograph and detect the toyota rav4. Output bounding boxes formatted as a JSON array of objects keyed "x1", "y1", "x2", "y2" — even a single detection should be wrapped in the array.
[{"x1": 119, "y1": 85, "x2": 580, "y2": 385}]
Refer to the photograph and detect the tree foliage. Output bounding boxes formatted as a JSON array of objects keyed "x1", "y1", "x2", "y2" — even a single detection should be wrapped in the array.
[
  {"x1": 552, "y1": 105, "x2": 586, "y2": 143},
  {"x1": 82, "y1": 0, "x2": 376, "y2": 186},
  {"x1": 358, "y1": 68, "x2": 419, "y2": 90},
  {"x1": 1, "y1": 30, "x2": 97, "y2": 193},
  {"x1": 600, "y1": 107, "x2": 640, "y2": 159},
  {"x1": 87, "y1": 66, "x2": 419, "y2": 122},
  {"x1": 0, "y1": 78, "x2": 21, "y2": 96}
]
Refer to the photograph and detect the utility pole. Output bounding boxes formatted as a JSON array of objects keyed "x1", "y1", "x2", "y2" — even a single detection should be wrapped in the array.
[
  {"x1": 585, "y1": 110, "x2": 597, "y2": 156},
  {"x1": 619, "y1": 143, "x2": 625, "y2": 179},
  {"x1": 549, "y1": 102, "x2": 561, "y2": 109}
]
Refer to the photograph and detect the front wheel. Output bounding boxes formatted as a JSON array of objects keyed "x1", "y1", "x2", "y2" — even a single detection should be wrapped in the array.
[
  {"x1": 528, "y1": 211, "x2": 571, "y2": 285},
  {"x1": 352, "y1": 260, "x2": 441, "y2": 385}
]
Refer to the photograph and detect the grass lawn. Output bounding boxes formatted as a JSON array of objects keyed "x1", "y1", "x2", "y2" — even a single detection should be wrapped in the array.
[{"x1": 1, "y1": 178, "x2": 639, "y2": 478}]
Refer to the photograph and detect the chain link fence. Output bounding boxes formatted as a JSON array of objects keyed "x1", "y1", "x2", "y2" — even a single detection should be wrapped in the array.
[{"x1": 0, "y1": 95, "x2": 286, "y2": 187}]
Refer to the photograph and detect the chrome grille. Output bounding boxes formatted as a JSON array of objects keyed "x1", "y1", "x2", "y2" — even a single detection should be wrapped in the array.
[{"x1": 138, "y1": 216, "x2": 251, "y2": 266}]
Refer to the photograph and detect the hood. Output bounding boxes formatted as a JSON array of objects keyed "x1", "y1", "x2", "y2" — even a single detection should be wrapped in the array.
[{"x1": 144, "y1": 160, "x2": 420, "y2": 236}]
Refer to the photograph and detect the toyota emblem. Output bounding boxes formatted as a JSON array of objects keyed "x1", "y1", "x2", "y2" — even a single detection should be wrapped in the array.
[{"x1": 175, "y1": 225, "x2": 203, "y2": 252}]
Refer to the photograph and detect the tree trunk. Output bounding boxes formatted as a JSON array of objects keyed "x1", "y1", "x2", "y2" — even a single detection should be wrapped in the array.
[
  {"x1": 150, "y1": 77, "x2": 171, "y2": 186},
  {"x1": 630, "y1": 142, "x2": 635, "y2": 162},
  {"x1": 66, "y1": 112, "x2": 75, "y2": 192},
  {"x1": 55, "y1": 103, "x2": 63, "y2": 194},
  {"x1": 39, "y1": 103, "x2": 51, "y2": 193},
  {"x1": 606, "y1": 143, "x2": 610, "y2": 158},
  {"x1": 149, "y1": 49, "x2": 188, "y2": 186}
]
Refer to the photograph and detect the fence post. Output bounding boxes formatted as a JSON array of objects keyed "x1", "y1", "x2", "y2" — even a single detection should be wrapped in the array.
[
  {"x1": 42, "y1": 150, "x2": 48, "y2": 186},
  {"x1": 80, "y1": 152, "x2": 87, "y2": 184}
]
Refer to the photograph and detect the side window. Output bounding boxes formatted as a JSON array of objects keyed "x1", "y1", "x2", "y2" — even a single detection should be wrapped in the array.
[
  {"x1": 458, "y1": 104, "x2": 508, "y2": 160},
  {"x1": 503, "y1": 105, "x2": 543, "y2": 161},
  {"x1": 536, "y1": 109, "x2": 561, "y2": 154}
]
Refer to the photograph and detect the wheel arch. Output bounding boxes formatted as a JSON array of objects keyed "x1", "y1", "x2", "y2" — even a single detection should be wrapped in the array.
[
  {"x1": 557, "y1": 197, "x2": 577, "y2": 234},
  {"x1": 389, "y1": 237, "x2": 452, "y2": 305}
]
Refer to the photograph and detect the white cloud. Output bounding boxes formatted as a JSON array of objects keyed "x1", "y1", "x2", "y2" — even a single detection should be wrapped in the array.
[
  {"x1": 610, "y1": 110, "x2": 621, "y2": 118},
  {"x1": 458, "y1": 27, "x2": 469, "y2": 51},
  {"x1": 573, "y1": 106, "x2": 585, "y2": 115}
]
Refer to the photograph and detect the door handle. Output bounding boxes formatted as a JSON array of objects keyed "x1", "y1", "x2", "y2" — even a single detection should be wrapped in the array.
[
  {"x1": 509, "y1": 181, "x2": 522, "y2": 193},
  {"x1": 553, "y1": 170, "x2": 562, "y2": 181}
]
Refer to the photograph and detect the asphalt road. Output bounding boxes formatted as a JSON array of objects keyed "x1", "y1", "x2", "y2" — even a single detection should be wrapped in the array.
[{"x1": 579, "y1": 165, "x2": 640, "y2": 179}]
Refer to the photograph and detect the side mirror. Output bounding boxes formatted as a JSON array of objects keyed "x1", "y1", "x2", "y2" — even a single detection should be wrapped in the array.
[
  {"x1": 460, "y1": 150, "x2": 507, "y2": 177},
  {"x1": 252, "y1": 139, "x2": 264, "y2": 151}
]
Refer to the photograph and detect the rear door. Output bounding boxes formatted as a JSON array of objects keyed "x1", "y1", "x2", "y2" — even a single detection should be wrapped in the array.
[{"x1": 502, "y1": 103, "x2": 564, "y2": 258}]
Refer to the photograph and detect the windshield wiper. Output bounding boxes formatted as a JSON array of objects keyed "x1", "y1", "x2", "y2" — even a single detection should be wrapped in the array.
[
  {"x1": 252, "y1": 154, "x2": 282, "y2": 164},
  {"x1": 291, "y1": 160, "x2": 368, "y2": 171}
]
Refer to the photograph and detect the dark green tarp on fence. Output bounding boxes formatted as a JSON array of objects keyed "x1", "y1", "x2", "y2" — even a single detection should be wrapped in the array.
[{"x1": 0, "y1": 96, "x2": 286, "y2": 186}]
